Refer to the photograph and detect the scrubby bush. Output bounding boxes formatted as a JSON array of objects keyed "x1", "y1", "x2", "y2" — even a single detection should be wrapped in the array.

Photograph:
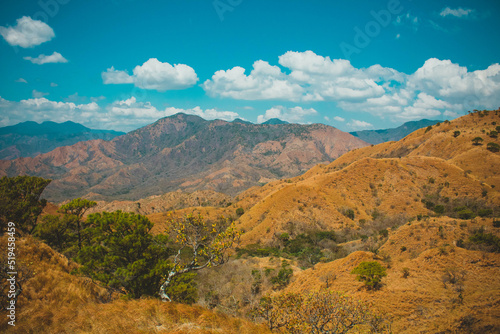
[
  {"x1": 351, "y1": 261, "x2": 387, "y2": 290},
  {"x1": 487, "y1": 142, "x2": 500, "y2": 152},
  {"x1": 255, "y1": 290, "x2": 390, "y2": 333},
  {"x1": 271, "y1": 261, "x2": 293, "y2": 289},
  {"x1": 236, "y1": 207, "x2": 245, "y2": 216}
]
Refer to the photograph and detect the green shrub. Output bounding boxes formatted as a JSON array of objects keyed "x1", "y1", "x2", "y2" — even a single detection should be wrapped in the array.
[
  {"x1": 236, "y1": 207, "x2": 245, "y2": 216},
  {"x1": 343, "y1": 208, "x2": 355, "y2": 220},
  {"x1": 458, "y1": 209, "x2": 476, "y2": 220},
  {"x1": 434, "y1": 205, "x2": 445, "y2": 215},
  {"x1": 478, "y1": 209, "x2": 493, "y2": 217},
  {"x1": 472, "y1": 137, "x2": 483, "y2": 145},
  {"x1": 271, "y1": 261, "x2": 293, "y2": 289},
  {"x1": 351, "y1": 261, "x2": 387, "y2": 290},
  {"x1": 163, "y1": 273, "x2": 198, "y2": 304},
  {"x1": 487, "y1": 142, "x2": 500, "y2": 152}
]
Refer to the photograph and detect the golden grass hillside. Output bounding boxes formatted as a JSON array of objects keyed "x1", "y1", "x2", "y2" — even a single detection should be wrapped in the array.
[
  {"x1": 232, "y1": 111, "x2": 500, "y2": 246},
  {"x1": 0, "y1": 236, "x2": 270, "y2": 334},
  {"x1": 285, "y1": 217, "x2": 500, "y2": 333},
  {"x1": 236, "y1": 155, "x2": 498, "y2": 246}
]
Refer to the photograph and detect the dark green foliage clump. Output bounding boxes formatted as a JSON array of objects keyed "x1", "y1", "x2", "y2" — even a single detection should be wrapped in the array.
[
  {"x1": 76, "y1": 211, "x2": 171, "y2": 298},
  {"x1": 236, "y1": 207, "x2": 244, "y2": 216},
  {"x1": 487, "y1": 142, "x2": 500, "y2": 152},
  {"x1": 351, "y1": 261, "x2": 387, "y2": 290},
  {"x1": 162, "y1": 273, "x2": 198, "y2": 304},
  {"x1": 0, "y1": 176, "x2": 51, "y2": 235},
  {"x1": 271, "y1": 261, "x2": 293, "y2": 289},
  {"x1": 457, "y1": 227, "x2": 500, "y2": 253}
]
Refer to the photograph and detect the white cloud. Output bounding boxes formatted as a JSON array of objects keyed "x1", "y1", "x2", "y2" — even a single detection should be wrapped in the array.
[
  {"x1": 336, "y1": 57, "x2": 500, "y2": 121},
  {"x1": 24, "y1": 52, "x2": 68, "y2": 65},
  {"x1": 102, "y1": 59, "x2": 198, "y2": 91},
  {"x1": 204, "y1": 51, "x2": 397, "y2": 102},
  {"x1": 257, "y1": 106, "x2": 317, "y2": 124},
  {"x1": 102, "y1": 67, "x2": 134, "y2": 84},
  {"x1": 50, "y1": 82, "x2": 58, "y2": 87},
  {"x1": 440, "y1": 7, "x2": 474, "y2": 18},
  {"x1": 348, "y1": 120, "x2": 374, "y2": 130},
  {"x1": 334, "y1": 116, "x2": 345, "y2": 122},
  {"x1": 203, "y1": 62, "x2": 303, "y2": 101},
  {"x1": 15, "y1": 78, "x2": 28, "y2": 83},
  {"x1": 396, "y1": 33, "x2": 401, "y2": 39},
  {"x1": 0, "y1": 16, "x2": 55, "y2": 48},
  {"x1": 32, "y1": 90, "x2": 49, "y2": 98},
  {"x1": 204, "y1": 51, "x2": 500, "y2": 121}
]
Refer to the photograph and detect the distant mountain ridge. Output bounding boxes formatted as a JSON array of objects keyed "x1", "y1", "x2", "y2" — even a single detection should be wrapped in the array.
[
  {"x1": 262, "y1": 118, "x2": 289, "y2": 125},
  {"x1": 0, "y1": 113, "x2": 368, "y2": 202},
  {"x1": 0, "y1": 121, "x2": 125, "y2": 159},
  {"x1": 350, "y1": 119, "x2": 440, "y2": 144}
]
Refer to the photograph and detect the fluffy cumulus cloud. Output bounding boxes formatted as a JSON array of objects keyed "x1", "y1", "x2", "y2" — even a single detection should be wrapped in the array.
[
  {"x1": 0, "y1": 96, "x2": 240, "y2": 132},
  {"x1": 347, "y1": 120, "x2": 374, "y2": 130},
  {"x1": 204, "y1": 51, "x2": 500, "y2": 121},
  {"x1": 204, "y1": 51, "x2": 396, "y2": 102},
  {"x1": 0, "y1": 16, "x2": 55, "y2": 48},
  {"x1": 24, "y1": 52, "x2": 68, "y2": 65},
  {"x1": 102, "y1": 59, "x2": 198, "y2": 91},
  {"x1": 440, "y1": 7, "x2": 474, "y2": 18},
  {"x1": 257, "y1": 106, "x2": 317, "y2": 124},
  {"x1": 203, "y1": 61, "x2": 304, "y2": 101}
]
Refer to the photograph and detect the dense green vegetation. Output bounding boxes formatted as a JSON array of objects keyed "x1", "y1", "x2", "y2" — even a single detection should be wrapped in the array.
[{"x1": 0, "y1": 176, "x2": 51, "y2": 234}]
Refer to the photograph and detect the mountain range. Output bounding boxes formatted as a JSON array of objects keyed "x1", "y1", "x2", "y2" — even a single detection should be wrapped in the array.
[
  {"x1": 0, "y1": 121, "x2": 124, "y2": 159},
  {"x1": 349, "y1": 119, "x2": 440, "y2": 144},
  {"x1": 0, "y1": 113, "x2": 368, "y2": 202}
]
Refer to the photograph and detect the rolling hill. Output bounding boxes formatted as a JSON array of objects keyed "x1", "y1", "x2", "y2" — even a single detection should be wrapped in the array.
[{"x1": 232, "y1": 110, "x2": 500, "y2": 245}]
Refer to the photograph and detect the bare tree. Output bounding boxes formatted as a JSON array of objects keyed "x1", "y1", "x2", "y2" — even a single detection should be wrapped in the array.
[{"x1": 159, "y1": 213, "x2": 240, "y2": 302}]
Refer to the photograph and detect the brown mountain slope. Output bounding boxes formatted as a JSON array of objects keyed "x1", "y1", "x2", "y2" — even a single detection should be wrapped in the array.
[
  {"x1": 323, "y1": 110, "x2": 500, "y2": 188},
  {"x1": 0, "y1": 113, "x2": 368, "y2": 202},
  {"x1": 236, "y1": 155, "x2": 498, "y2": 246},
  {"x1": 231, "y1": 111, "x2": 500, "y2": 246},
  {"x1": 285, "y1": 217, "x2": 500, "y2": 333}
]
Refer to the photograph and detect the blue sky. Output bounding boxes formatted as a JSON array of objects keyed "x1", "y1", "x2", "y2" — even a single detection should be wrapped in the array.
[{"x1": 1, "y1": 0, "x2": 499, "y2": 132}]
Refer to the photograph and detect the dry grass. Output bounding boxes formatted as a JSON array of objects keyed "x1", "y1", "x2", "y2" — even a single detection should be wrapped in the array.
[
  {"x1": 285, "y1": 218, "x2": 500, "y2": 333},
  {"x1": 0, "y1": 236, "x2": 270, "y2": 334}
]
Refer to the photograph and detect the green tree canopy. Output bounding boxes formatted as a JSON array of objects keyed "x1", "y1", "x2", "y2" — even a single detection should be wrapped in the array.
[
  {"x1": 351, "y1": 261, "x2": 387, "y2": 290},
  {"x1": 76, "y1": 211, "x2": 171, "y2": 298},
  {"x1": 59, "y1": 198, "x2": 96, "y2": 251},
  {"x1": 472, "y1": 137, "x2": 484, "y2": 145},
  {"x1": 0, "y1": 176, "x2": 51, "y2": 234}
]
